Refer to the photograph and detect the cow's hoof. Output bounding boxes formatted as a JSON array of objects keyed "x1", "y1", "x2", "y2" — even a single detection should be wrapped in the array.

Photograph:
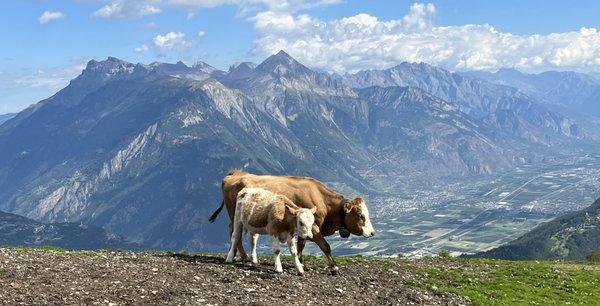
[{"x1": 330, "y1": 267, "x2": 339, "y2": 275}]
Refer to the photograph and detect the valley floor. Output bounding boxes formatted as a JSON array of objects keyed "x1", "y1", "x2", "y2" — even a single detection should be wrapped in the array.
[{"x1": 0, "y1": 247, "x2": 598, "y2": 305}]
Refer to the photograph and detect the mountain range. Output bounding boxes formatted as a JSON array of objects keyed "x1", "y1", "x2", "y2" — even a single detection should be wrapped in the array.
[
  {"x1": 0, "y1": 209, "x2": 137, "y2": 250},
  {"x1": 462, "y1": 68, "x2": 600, "y2": 117},
  {"x1": 477, "y1": 197, "x2": 600, "y2": 260},
  {"x1": 343, "y1": 63, "x2": 580, "y2": 143},
  {"x1": 0, "y1": 113, "x2": 16, "y2": 125},
  {"x1": 0, "y1": 51, "x2": 594, "y2": 251}
]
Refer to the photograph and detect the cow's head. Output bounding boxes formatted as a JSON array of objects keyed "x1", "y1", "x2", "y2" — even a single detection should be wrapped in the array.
[
  {"x1": 286, "y1": 204, "x2": 317, "y2": 240},
  {"x1": 342, "y1": 197, "x2": 375, "y2": 238}
]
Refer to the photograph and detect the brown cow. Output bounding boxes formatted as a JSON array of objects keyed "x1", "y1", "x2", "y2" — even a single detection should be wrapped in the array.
[{"x1": 208, "y1": 170, "x2": 375, "y2": 274}]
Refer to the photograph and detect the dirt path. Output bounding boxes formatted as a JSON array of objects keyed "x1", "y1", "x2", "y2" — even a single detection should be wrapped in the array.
[{"x1": 0, "y1": 248, "x2": 469, "y2": 305}]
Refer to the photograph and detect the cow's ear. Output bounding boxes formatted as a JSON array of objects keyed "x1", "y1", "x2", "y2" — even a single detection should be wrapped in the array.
[
  {"x1": 353, "y1": 197, "x2": 363, "y2": 204},
  {"x1": 343, "y1": 201, "x2": 353, "y2": 213},
  {"x1": 285, "y1": 203, "x2": 300, "y2": 215},
  {"x1": 310, "y1": 206, "x2": 318, "y2": 214}
]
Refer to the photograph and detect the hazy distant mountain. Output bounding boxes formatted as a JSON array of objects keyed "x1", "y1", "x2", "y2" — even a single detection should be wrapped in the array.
[
  {"x1": 0, "y1": 113, "x2": 16, "y2": 125},
  {"x1": 0, "y1": 210, "x2": 137, "y2": 250},
  {"x1": 0, "y1": 52, "x2": 586, "y2": 250},
  {"x1": 357, "y1": 86, "x2": 512, "y2": 175},
  {"x1": 477, "y1": 198, "x2": 600, "y2": 260},
  {"x1": 462, "y1": 68, "x2": 600, "y2": 117},
  {"x1": 343, "y1": 63, "x2": 579, "y2": 144}
]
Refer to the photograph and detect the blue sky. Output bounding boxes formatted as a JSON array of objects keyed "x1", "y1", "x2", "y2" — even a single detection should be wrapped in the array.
[{"x1": 1, "y1": 0, "x2": 600, "y2": 113}]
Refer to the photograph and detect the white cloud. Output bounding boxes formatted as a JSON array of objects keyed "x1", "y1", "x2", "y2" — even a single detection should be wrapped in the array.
[
  {"x1": 38, "y1": 11, "x2": 65, "y2": 24},
  {"x1": 91, "y1": 0, "x2": 340, "y2": 19},
  {"x1": 137, "y1": 30, "x2": 205, "y2": 53},
  {"x1": 237, "y1": 0, "x2": 341, "y2": 14},
  {"x1": 134, "y1": 44, "x2": 149, "y2": 52},
  {"x1": 1, "y1": 59, "x2": 87, "y2": 112},
  {"x1": 93, "y1": 1, "x2": 161, "y2": 19},
  {"x1": 13, "y1": 61, "x2": 86, "y2": 90},
  {"x1": 153, "y1": 32, "x2": 192, "y2": 50},
  {"x1": 401, "y1": 2, "x2": 435, "y2": 31},
  {"x1": 251, "y1": 2, "x2": 600, "y2": 73}
]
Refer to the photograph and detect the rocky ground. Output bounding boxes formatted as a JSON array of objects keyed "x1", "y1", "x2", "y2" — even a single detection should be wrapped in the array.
[{"x1": 0, "y1": 247, "x2": 469, "y2": 305}]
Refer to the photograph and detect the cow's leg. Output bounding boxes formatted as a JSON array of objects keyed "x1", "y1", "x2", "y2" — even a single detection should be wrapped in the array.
[
  {"x1": 271, "y1": 236, "x2": 283, "y2": 273},
  {"x1": 228, "y1": 222, "x2": 237, "y2": 259},
  {"x1": 312, "y1": 232, "x2": 339, "y2": 275},
  {"x1": 287, "y1": 236, "x2": 304, "y2": 275},
  {"x1": 236, "y1": 234, "x2": 248, "y2": 261},
  {"x1": 249, "y1": 233, "x2": 259, "y2": 265},
  {"x1": 226, "y1": 220, "x2": 242, "y2": 263}
]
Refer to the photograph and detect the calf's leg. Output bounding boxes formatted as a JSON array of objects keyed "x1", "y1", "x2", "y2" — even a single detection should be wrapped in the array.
[
  {"x1": 296, "y1": 237, "x2": 306, "y2": 264},
  {"x1": 287, "y1": 236, "x2": 304, "y2": 275},
  {"x1": 226, "y1": 220, "x2": 243, "y2": 263},
  {"x1": 229, "y1": 210, "x2": 248, "y2": 261},
  {"x1": 312, "y1": 232, "x2": 339, "y2": 275},
  {"x1": 249, "y1": 233, "x2": 259, "y2": 265},
  {"x1": 271, "y1": 237, "x2": 283, "y2": 273},
  {"x1": 236, "y1": 235, "x2": 248, "y2": 261}
]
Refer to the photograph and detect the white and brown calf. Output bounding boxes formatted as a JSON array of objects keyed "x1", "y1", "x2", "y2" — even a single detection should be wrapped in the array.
[{"x1": 225, "y1": 187, "x2": 317, "y2": 274}]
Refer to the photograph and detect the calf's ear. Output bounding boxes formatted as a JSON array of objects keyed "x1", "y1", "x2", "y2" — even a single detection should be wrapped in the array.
[
  {"x1": 285, "y1": 203, "x2": 300, "y2": 215},
  {"x1": 310, "y1": 206, "x2": 317, "y2": 214}
]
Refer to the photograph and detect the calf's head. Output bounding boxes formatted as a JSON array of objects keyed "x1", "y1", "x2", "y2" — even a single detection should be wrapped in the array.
[
  {"x1": 342, "y1": 197, "x2": 375, "y2": 238},
  {"x1": 286, "y1": 204, "x2": 317, "y2": 239}
]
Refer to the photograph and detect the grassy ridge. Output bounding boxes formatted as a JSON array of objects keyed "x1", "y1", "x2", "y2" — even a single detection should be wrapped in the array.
[
  {"x1": 405, "y1": 258, "x2": 600, "y2": 305},
  {"x1": 3, "y1": 247, "x2": 599, "y2": 305},
  {"x1": 477, "y1": 198, "x2": 600, "y2": 261},
  {"x1": 300, "y1": 254, "x2": 600, "y2": 305}
]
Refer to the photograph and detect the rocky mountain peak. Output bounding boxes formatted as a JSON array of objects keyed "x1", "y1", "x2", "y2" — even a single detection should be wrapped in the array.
[
  {"x1": 84, "y1": 57, "x2": 136, "y2": 76},
  {"x1": 228, "y1": 62, "x2": 256, "y2": 72},
  {"x1": 256, "y1": 50, "x2": 310, "y2": 75},
  {"x1": 192, "y1": 61, "x2": 219, "y2": 74}
]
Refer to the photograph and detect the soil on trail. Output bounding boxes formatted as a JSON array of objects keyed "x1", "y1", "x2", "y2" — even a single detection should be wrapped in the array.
[{"x1": 0, "y1": 248, "x2": 470, "y2": 305}]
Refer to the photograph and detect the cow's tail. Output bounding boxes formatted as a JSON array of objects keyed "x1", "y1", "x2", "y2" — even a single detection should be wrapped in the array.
[{"x1": 208, "y1": 200, "x2": 225, "y2": 223}]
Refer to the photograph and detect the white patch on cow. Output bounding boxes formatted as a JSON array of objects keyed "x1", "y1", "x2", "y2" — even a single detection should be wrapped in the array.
[
  {"x1": 295, "y1": 208, "x2": 315, "y2": 240},
  {"x1": 359, "y1": 200, "x2": 375, "y2": 237}
]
